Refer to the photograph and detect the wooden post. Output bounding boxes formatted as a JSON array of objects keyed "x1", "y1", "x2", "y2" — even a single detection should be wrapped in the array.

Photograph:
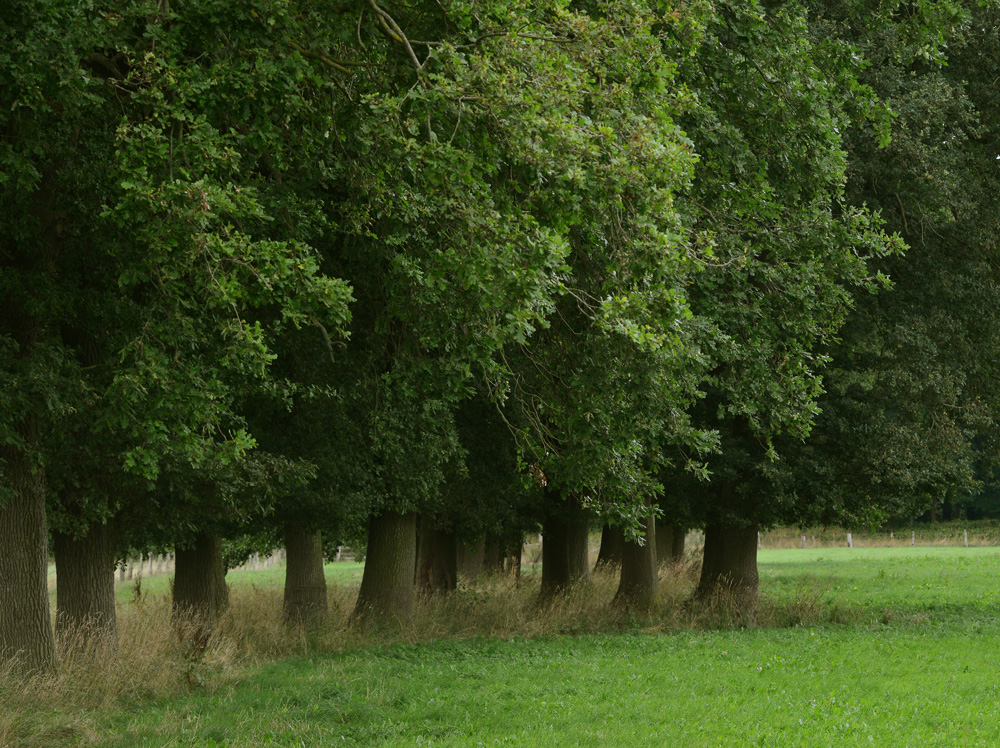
[
  {"x1": 847, "y1": 533, "x2": 853, "y2": 548},
  {"x1": 911, "y1": 531, "x2": 915, "y2": 546},
  {"x1": 801, "y1": 535, "x2": 806, "y2": 549},
  {"x1": 964, "y1": 529, "x2": 969, "y2": 547},
  {"x1": 757, "y1": 532, "x2": 761, "y2": 550}
]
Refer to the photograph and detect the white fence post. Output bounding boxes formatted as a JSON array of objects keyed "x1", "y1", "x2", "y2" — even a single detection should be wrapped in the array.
[
  {"x1": 801, "y1": 535, "x2": 806, "y2": 549},
  {"x1": 964, "y1": 529, "x2": 969, "y2": 547},
  {"x1": 847, "y1": 533, "x2": 853, "y2": 548},
  {"x1": 912, "y1": 531, "x2": 916, "y2": 546}
]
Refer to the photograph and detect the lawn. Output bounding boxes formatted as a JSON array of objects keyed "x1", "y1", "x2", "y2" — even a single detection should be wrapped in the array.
[{"x1": 14, "y1": 547, "x2": 1000, "y2": 747}]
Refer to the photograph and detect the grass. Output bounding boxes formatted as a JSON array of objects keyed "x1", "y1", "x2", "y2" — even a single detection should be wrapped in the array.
[{"x1": 8, "y1": 546, "x2": 1000, "y2": 747}]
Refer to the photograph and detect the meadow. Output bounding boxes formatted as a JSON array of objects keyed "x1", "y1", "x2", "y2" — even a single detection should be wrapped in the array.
[{"x1": 7, "y1": 544, "x2": 1000, "y2": 747}]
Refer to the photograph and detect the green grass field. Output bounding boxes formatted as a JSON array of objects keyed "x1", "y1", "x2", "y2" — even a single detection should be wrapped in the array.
[{"x1": 13, "y1": 547, "x2": 1000, "y2": 747}]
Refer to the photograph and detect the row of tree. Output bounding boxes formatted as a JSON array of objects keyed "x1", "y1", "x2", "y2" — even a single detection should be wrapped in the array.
[{"x1": 4, "y1": 0, "x2": 1000, "y2": 673}]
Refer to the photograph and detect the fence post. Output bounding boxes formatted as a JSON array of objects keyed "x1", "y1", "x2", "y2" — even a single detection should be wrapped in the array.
[
  {"x1": 912, "y1": 531, "x2": 915, "y2": 546},
  {"x1": 964, "y1": 529, "x2": 969, "y2": 548},
  {"x1": 757, "y1": 532, "x2": 762, "y2": 549},
  {"x1": 801, "y1": 535, "x2": 806, "y2": 549},
  {"x1": 847, "y1": 533, "x2": 853, "y2": 548}
]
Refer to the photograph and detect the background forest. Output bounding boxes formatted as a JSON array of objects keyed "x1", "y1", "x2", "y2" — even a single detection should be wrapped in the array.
[{"x1": 3, "y1": 0, "x2": 1000, "y2": 680}]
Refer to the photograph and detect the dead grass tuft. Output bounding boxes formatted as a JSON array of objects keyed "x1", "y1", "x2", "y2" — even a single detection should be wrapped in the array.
[{"x1": 1, "y1": 549, "x2": 879, "y2": 743}]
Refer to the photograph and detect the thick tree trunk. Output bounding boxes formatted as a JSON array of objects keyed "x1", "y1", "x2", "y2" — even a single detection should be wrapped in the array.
[
  {"x1": 671, "y1": 526, "x2": 686, "y2": 563},
  {"x1": 595, "y1": 524, "x2": 624, "y2": 569},
  {"x1": 655, "y1": 520, "x2": 687, "y2": 566},
  {"x1": 54, "y1": 522, "x2": 118, "y2": 650},
  {"x1": 696, "y1": 518, "x2": 759, "y2": 620},
  {"x1": 457, "y1": 535, "x2": 487, "y2": 583},
  {"x1": 540, "y1": 497, "x2": 590, "y2": 597},
  {"x1": 283, "y1": 524, "x2": 327, "y2": 624},
  {"x1": 415, "y1": 515, "x2": 457, "y2": 594},
  {"x1": 614, "y1": 512, "x2": 658, "y2": 611},
  {"x1": 172, "y1": 533, "x2": 229, "y2": 647},
  {"x1": 654, "y1": 518, "x2": 671, "y2": 566},
  {"x1": 353, "y1": 511, "x2": 416, "y2": 625},
  {"x1": 566, "y1": 503, "x2": 591, "y2": 583},
  {"x1": 484, "y1": 535, "x2": 504, "y2": 575},
  {"x1": 540, "y1": 515, "x2": 571, "y2": 597},
  {"x1": 0, "y1": 418, "x2": 58, "y2": 674}
]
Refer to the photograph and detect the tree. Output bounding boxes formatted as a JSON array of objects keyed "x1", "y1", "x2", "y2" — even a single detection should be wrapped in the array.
[
  {"x1": 664, "y1": 1, "x2": 900, "y2": 616},
  {"x1": 1, "y1": 0, "x2": 351, "y2": 670},
  {"x1": 491, "y1": 1, "x2": 715, "y2": 600},
  {"x1": 766, "y1": 1, "x2": 1000, "y2": 530},
  {"x1": 613, "y1": 509, "x2": 658, "y2": 611}
]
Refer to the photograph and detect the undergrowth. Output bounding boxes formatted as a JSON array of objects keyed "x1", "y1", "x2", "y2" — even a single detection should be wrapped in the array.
[{"x1": 0, "y1": 553, "x2": 873, "y2": 748}]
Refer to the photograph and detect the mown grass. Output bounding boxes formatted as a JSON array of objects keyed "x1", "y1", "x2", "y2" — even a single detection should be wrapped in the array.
[{"x1": 8, "y1": 546, "x2": 1000, "y2": 747}]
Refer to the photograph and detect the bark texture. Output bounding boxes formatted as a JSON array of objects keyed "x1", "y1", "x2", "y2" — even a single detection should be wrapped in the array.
[
  {"x1": 566, "y1": 503, "x2": 591, "y2": 582},
  {"x1": 0, "y1": 418, "x2": 58, "y2": 674},
  {"x1": 283, "y1": 524, "x2": 328, "y2": 624},
  {"x1": 483, "y1": 536, "x2": 504, "y2": 574},
  {"x1": 540, "y1": 515, "x2": 571, "y2": 597},
  {"x1": 172, "y1": 533, "x2": 229, "y2": 646},
  {"x1": 353, "y1": 511, "x2": 416, "y2": 625},
  {"x1": 696, "y1": 519, "x2": 759, "y2": 619},
  {"x1": 671, "y1": 526, "x2": 686, "y2": 563},
  {"x1": 655, "y1": 520, "x2": 687, "y2": 565},
  {"x1": 54, "y1": 522, "x2": 118, "y2": 649},
  {"x1": 614, "y1": 513, "x2": 658, "y2": 611},
  {"x1": 540, "y1": 496, "x2": 590, "y2": 598},
  {"x1": 595, "y1": 524, "x2": 624, "y2": 568},
  {"x1": 457, "y1": 535, "x2": 486, "y2": 583},
  {"x1": 415, "y1": 515, "x2": 457, "y2": 594}
]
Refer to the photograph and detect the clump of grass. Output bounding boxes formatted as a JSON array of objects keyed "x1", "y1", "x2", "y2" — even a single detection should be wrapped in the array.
[{"x1": 0, "y1": 550, "x2": 898, "y2": 746}]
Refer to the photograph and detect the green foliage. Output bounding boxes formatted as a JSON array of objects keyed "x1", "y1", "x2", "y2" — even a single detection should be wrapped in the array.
[
  {"x1": 0, "y1": 0, "x2": 354, "y2": 546},
  {"x1": 660, "y1": 0, "x2": 901, "y2": 530},
  {"x1": 767, "y1": 0, "x2": 1000, "y2": 525}
]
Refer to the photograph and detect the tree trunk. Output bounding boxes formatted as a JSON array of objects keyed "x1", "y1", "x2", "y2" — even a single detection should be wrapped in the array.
[
  {"x1": 696, "y1": 519, "x2": 759, "y2": 620},
  {"x1": 457, "y1": 535, "x2": 486, "y2": 583},
  {"x1": 0, "y1": 418, "x2": 58, "y2": 674},
  {"x1": 671, "y1": 526, "x2": 686, "y2": 563},
  {"x1": 172, "y1": 533, "x2": 229, "y2": 647},
  {"x1": 595, "y1": 524, "x2": 624, "y2": 569},
  {"x1": 54, "y1": 522, "x2": 118, "y2": 650},
  {"x1": 614, "y1": 512, "x2": 658, "y2": 611},
  {"x1": 415, "y1": 515, "x2": 457, "y2": 594},
  {"x1": 353, "y1": 511, "x2": 416, "y2": 625},
  {"x1": 283, "y1": 524, "x2": 327, "y2": 624},
  {"x1": 654, "y1": 518, "x2": 671, "y2": 566},
  {"x1": 540, "y1": 496, "x2": 590, "y2": 597},
  {"x1": 540, "y1": 514, "x2": 571, "y2": 597},
  {"x1": 655, "y1": 520, "x2": 687, "y2": 566},
  {"x1": 484, "y1": 535, "x2": 504, "y2": 575},
  {"x1": 566, "y1": 502, "x2": 591, "y2": 583}
]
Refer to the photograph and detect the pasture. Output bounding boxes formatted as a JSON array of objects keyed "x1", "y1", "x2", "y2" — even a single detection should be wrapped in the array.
[{"x1": 8, "y1": 546, "x2": 1000, "y2": 747}]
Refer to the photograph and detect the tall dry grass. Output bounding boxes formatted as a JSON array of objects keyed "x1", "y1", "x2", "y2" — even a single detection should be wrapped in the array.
[{"x1": 0, "y1": 553, "x2": 864, "y2": 746}]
